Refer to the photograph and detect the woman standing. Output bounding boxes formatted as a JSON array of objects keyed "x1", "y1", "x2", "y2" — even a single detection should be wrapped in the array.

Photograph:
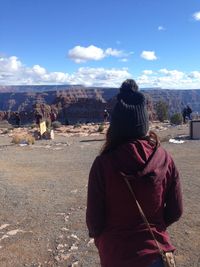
[{"x1": 86, "y1": 79, "x2": 183, "y2": 267}]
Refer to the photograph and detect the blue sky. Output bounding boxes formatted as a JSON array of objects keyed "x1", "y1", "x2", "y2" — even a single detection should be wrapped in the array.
[{"x1": 0, "y1": 0, "x2": 200, "y2": 88}]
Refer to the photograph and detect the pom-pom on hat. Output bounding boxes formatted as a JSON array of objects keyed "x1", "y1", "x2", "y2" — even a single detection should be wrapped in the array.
[
  {"x1": 110, "y1": 79, "x2": 149, "y2": 139},
  {"x1": 119, "y1": 79, "x2": 139, "y2": 93}
]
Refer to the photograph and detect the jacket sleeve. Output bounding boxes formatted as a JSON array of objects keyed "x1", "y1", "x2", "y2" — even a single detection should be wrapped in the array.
[
  {"x1": 164, "y1": 158, "x2": 183, "y2": 227},
  {"x1": 86, "y1": 156, "x2": 106, "y2": 238}
]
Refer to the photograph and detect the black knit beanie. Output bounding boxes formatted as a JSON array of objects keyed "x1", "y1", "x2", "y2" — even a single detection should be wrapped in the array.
[{"x1": 110, "y1": 79, "x2": 149, "y2": 139}]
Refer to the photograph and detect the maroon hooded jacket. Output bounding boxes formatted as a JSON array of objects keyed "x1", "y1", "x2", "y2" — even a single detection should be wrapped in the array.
[{"x1": 86, "y1": 139, "x2": 183, "y2": 267}]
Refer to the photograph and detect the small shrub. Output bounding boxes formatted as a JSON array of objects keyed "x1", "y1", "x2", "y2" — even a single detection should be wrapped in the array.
[
  {"x1": 30, "y1": 123, "x2": 37, "y2": 129},
  {"x1": 11, "y1": 134, "x2": 35, "y2": 145},
  {"x1": 98, "y1": 124, "x2": 104, "y2": 133},
  {"x1": 11, "y1": 135, "x2": 21, "y2": 144},
  {"x1": 155, "y1": 101, "x2": 169, "y2": 122},
  {"x1": 170, "y1": 113, "x2": 183, "y2": 125},
  {"x1": 52, "y1": 120, "x2": 62, "y2": 129},
  {"x1": 26, "y1": 134, "x2": 35, "y2": 145},
  {"x1": 73, "y1": 123, "x2": 81, "y2": 128}
]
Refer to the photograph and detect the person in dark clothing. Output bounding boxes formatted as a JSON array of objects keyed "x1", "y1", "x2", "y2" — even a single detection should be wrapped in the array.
[
  {"x1": 35, "y1": 112, "x2": 42, "y2": 126},
  {"x1": 86, "y1": 79, "x2": 183, "y2": 267},
  {"x1": 15, "y1": 112, "x2": 21, "y2": 127},
  {"x1": 103, "y1": 109, "x2": 109, "y2": 122},
  {"x1": 186, "y1": 105, "x2": 192, "y2": 120},
  {"x1": 182, "y1": 107, "x2": 187, "y2": 123},
  {"x1": 182, "y1": 105, "x2": 192, "y2": 123},
  {"x1": 50, "y1": 110, "x2": 57, "y2": 123}
]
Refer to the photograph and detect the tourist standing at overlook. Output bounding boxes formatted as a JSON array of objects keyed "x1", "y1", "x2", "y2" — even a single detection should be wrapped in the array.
[
  {"x1": 86, "y1": 79, "x2": 183, "y2": 267},
  {"x1": 182, "y1": 105, "x2": 192, "y2": 123},
  {"x1": 186, "y1": 105, "x2": 192, "y2": 120},
  {"x1": 35, "y1": 111, "x2": 43, "y2": 126},
  {"x1": 14, "y1": 112, "x2": 21, "y2": 127},
  {"x1": 103, "y1": 109, "x2": 109, "y2": 122}
]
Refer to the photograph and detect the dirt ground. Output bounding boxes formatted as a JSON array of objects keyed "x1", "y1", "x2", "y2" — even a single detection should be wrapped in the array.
[{"x1": 0, "y1": 123, "x2": 199, "y2": 267}]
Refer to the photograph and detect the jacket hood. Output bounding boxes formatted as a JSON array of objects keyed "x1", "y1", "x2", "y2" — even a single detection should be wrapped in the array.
[{"x1": 112, "y1": 140, "x2": 168, "y2": 180}]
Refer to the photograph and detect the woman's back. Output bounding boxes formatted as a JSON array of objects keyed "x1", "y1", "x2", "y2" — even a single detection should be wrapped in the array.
[
  {"x1": 87, "y1": 139, "x2": 182, "y2": 267},
  {"x1": 86, "y1": 79, "x2": 183, "y2": 267}
]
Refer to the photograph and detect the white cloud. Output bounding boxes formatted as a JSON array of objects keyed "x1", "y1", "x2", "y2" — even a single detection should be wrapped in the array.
[
  {"x1": 159, "y1": 69, "x2": 184, "y2": 79},
  {"x1": 137, "y1": 68, "x2": 200, "y2": 89},
  {"x1": 74, "y1": 67, "x2": 131, "y2": 87},
  {"x1": 142, "y1": 70, "x2": 153, "y2": 75},
  {"x1": 137, "y1": 75, "x2": 151, "y2": 85},
  {"x1": 105, "y1": 48, "x2": 123, "y2": 57},
  {"x1": 68, "y1": 45, "x2": 105, "y2": 63},
  {"x1": 193, "y1": 11, "x2": 200, "y2": 21},
  {"x1": 0, "y1": 55, "x2": 131, "y2": 87},
  {"x1": 1, "y1": 55, "x2": 200, "y2": 89},
  {"x1": 32, "y1": 65, "x2": 46, "y2": 75},
  {"x1": 68, "y1": 45, "x2": 124, "y2": 63},
  {"x1": 188, "y1": 71, "x2": 200, "y2": 79},
  {"x1": 141, "y1": 51, "x2": 157, "y2": 61},
  {"x1": 0, "y1": 56, "x2": 22, "y2": 72},
  {"x1": 159, "y1": 68, "x2": 169, "y2": 74},
  {"x1": 158, "y1": 26, "x2": 165, "y2": 31}
]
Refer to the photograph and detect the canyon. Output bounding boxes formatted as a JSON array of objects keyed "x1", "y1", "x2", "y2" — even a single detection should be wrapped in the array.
[{"x1": 0, "y1": 85, "x2": 199, "y2": 124}]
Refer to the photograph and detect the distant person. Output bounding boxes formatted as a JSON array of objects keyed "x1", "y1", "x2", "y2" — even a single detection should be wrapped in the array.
[
  {"x1": 186, "y1": 105, "x2": 192, "y2": 120},
  {"x1": 103, "y1": 109, "x2": 109, "y2": 122},
  {"x1": 182, "y1": 105, "x2": 192, "y2": 123},
  {"x1": 182, "y1": 107, "x2": 187, "y2": 123},
  {"x1": 50, "y1": 110, "x2": 57, "y2": 123},
  {"x1": 35, "y1": 112, "x2": 42, "y2": 126},
  {"x1": 15, "y1": 112, "x2": 21, "y2": 127},
  {"x1": 65, "y1": 118, "x2": 69, "y2": 125},
  {"x1": 86, "y1": 79, "x2": 183, "y2": 267},
  {"x1": 46, "y1": 113, "x2": 52, "y2": 129}
]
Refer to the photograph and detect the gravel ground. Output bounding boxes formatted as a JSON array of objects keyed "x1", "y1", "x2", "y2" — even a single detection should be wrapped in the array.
[{"x1": 0, "y1": 125, "x2": 199, "y2": 267}]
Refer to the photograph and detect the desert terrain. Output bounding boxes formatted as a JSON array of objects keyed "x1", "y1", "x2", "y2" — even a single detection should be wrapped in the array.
[{"x1": 0, "y1": 122, "x2": 199, "y2": 267}]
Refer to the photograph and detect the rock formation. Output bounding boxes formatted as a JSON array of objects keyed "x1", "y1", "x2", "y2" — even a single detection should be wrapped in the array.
[{"x1": 0, "y1": 86, "x2": 199, "y2": 124}]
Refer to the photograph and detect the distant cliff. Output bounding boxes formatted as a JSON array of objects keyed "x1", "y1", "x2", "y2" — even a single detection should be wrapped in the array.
[
  {"x1": 0, "y1": 85, "x2": 199, "y2": 124},
  {"x1": 144, "y1": 89, "x2": 200, "y2": 114}
]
